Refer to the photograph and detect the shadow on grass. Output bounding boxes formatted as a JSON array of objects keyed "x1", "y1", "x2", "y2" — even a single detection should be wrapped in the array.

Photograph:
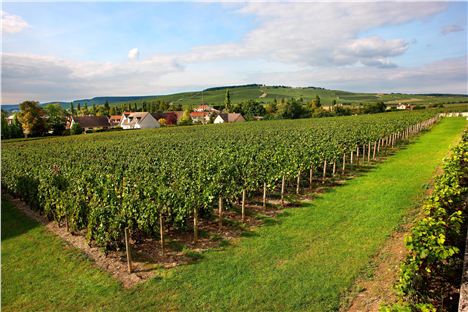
[{"x1": 1, "y1": 197, "x2": 40, "y2": 241}]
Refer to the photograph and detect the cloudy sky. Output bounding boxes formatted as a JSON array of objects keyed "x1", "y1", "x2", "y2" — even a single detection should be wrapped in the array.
[{"x1": 1, "y1": 1, "x2": 467, "y2": 104}]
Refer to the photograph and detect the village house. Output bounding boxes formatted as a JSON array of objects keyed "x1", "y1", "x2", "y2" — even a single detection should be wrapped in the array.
[
  {"x1": 6, "y1": 114, "x2": 16, "y2": 125},
  {"x1": 109, "y1": 115, "x2": 122, "y2": 127},
  {"x1": 396, "y1": 103, "x2": 415, "y2": 110},
  {"x1": 190, "y1": 111, "x2": 211, "y2": 124},
  {"x1": 213, "y1": 113, "x2": 245, "y2": 124},
  {"x1": 120, "y1": 112, "x2": 160, "y2": 129},
  {"x1": 151, "y1": 112, "x2": 179, "y2": 125},
  {"x1": 70, "y1": 116, "x2": 111, "y2": 131},
  {"x1": 194, "y1": 104, "x2": 220, "y2": 113}
]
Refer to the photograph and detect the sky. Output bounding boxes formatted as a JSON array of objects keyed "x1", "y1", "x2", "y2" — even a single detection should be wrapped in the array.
[{"x1": 1, "y1": 1, "x2": 467, "y2": 104}]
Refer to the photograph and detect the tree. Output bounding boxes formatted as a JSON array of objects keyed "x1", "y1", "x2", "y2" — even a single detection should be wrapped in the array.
[
  {"x1": 70, "y1": 122, "x2": 83, "y2": 135},
  {"x1": 178, "y1": 110, "x2": 192, "y2": 125},
  {"x1": 77, "y1": 103, "x2": 81, "y2": 115},
  {"x1": 158, "y1": 118, "x2": 167, "y2": 126},
  {"x1": 315, "y1": 95, "x2": 321, "y2": 108},
  {"x1": 265, "y1": 100, "x2": 277, "y2": 114},
  {"x1": 45, "y1": 104, "x2": 67, "y2": 135},
  {"x1": 82, "y1": 103, "x2": 89, "y2": 116},
  {"x1": 224, "y1": 90, "x2": 232, "y2": 112},
  {"x1": 104, "y1": 101, "x2": 110, "y2": 115},
  {"x1": 70, "y1": 102, "x2": 75, "y2": 116},
  {"x1": 277, "y1": 98, "x2": 309, "y2": 119},
  {"x1": 92, "y1": 103, "x2": 97, "y2": 116},
  {"x1": 17, "y1": 101, "x2": 47, "y2": 137},
  {"x1": 109, "y1": 106, "x2": 117, "y2": 116},
  {"x1": 1, "y1": 110, "x2": 10, "y2": 139}
]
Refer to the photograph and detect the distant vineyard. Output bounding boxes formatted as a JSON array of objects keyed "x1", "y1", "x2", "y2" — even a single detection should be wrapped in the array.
[{"x1": 1, "y1": 112, "x2": 437, "y2": 249}]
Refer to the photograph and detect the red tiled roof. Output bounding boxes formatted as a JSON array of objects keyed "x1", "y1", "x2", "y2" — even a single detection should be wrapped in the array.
[{"x1": 190, "y1": 112, "x2": 209, "y2": 117}]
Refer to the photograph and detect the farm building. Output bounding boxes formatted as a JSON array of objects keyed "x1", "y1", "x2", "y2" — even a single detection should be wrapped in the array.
[
  {"x1": 70, "y1": 116, "x2": 111, "y2": 131},
  {"x1": 120, "y1": 112, "x2": 160, "y2": 129},
  {"x1": 213, "y1": 113, "x2": 245, "y2": 124}
]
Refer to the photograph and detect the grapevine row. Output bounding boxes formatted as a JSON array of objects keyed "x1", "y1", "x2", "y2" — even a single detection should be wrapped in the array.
[{"x1": 1, "y1": 111, "x2": 438, "y2": 249}]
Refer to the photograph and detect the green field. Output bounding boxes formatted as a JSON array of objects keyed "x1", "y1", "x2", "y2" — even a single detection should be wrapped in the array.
[
  {"x1": 109, "y1": 85, "x2": 468, "y2": 109},
  {"x1": 2, "y1": 118, "x2": 465, "y2": 311}
]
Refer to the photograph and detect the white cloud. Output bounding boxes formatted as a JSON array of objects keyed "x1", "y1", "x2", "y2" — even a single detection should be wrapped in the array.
[
  {"x1": 199, "y1": 2, "x2": 446, "y2": 67},
  {"x1": 1, "y1": 10, "x2": 29, "y2": 34},
  {"x1": 128, "y1": 48, "x2": 139, "y2": 60},
  {"x1": 1, "y1": 53, "x2": 184, "y2": 103},
  {"x1": 2, "y1": 2, "x2": 466, "y2": 103},
  {"x1": 441, "y1": 24, "x2": 464, "y2": 35},
  {"x1": 248, "y1": 56, "x2": 468, "y2": 94}
]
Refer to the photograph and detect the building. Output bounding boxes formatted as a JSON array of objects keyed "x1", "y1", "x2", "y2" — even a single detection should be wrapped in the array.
[
  {"x1": 213, "y1": 113, "x2": 245, "y2": 124},
  {"x1": 70, "y1": 116, "x2": 111, "y2": 131},
  {"x1": 120, "y1": 112, "x2": 160, "y2": 129},
  {"x1": 6, "y1": 114, "x2": 16, "y2": 125},
  {"x1": 190, "y1": 111, "x2": 211, "y2": 124},
  {"x1": 396, "y1": 104, "x2": 415, "y2": 110},
  {"x1": 151, "y1": 112, "x2": 179, "y2": 125},
  {"x1": 109, "y1": 115, "x2": 122, "y2": 127},
  {"x1": 194, "y1": 105, "x2": 220, "y2": 113}
]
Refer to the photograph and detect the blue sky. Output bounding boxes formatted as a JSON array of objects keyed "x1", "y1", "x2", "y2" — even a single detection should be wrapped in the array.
[{"x1": 2, "y1": 1, "x2": 467, "y2": 103}]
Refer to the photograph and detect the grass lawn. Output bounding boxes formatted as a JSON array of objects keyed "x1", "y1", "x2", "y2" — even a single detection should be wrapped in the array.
[{"x1": 2, "y1": 118, "x2": 466, "y2": 312}]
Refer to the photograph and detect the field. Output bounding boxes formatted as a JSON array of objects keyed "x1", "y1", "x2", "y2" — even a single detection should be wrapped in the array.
[
  {"x1": 112, "y1": 85, "x2": 468, "y2": 109},
  {"x1": 2, "y1": 117, "x2": 466, "y2": 311}
]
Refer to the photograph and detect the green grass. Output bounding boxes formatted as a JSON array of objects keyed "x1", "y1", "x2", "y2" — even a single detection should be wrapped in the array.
[{"x1": 2, "y1": 118, "x2": 466, "y2": 311}]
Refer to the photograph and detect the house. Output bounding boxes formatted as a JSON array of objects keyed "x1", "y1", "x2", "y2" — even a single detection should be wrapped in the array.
[
  {"x1": 190, "y1": 111, "x2": 211, "y2": 124},
  {"x1": 151, "y1": 112, "x2": 178, "y2": 125},
  {"x1": 70, "y1": 116, "x2": 111, "y2": 131},
  {"x1": 194, "y1": 105, "x2": 220, "y2": 113},
  {"x1": 109, "y1": 115, "x2": 122, "y2": 127},
  {"x1": 6, "y1": 114, "x2": 16, "y2": 125},
  {"x1": 396, "y1": 104, "x2": 414, "y2": 110},
  {"x1": 213, "y1": 113, "x2": 245, "y2": 124},
  {"x1": 120, "y1": 112, "x2": 160, "y2": 129}
]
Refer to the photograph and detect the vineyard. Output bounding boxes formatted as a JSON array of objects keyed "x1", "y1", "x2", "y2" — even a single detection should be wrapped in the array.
[{"x1": 1, "y1": 112, "x2": 438, "y2": 251}]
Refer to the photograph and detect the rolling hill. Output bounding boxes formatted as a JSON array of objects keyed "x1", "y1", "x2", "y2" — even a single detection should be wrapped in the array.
[{"x1": 2, "y1": 85, "x2": 467, "y2": 112}]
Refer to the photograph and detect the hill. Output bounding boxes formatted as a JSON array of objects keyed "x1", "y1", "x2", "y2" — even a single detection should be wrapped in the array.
[{"x1": 2, "y1": 85, "x2": 467, "y2": 112}]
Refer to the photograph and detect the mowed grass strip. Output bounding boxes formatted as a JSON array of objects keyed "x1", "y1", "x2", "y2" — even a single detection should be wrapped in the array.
[{"x1": 2, "y1": 118, "x2": 466, "y2": 312}]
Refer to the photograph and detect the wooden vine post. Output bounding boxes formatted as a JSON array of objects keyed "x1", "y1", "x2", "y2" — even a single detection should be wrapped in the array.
[
  {"x1": 332, "y1": 161, "x2": 336, "y2": 177},
  {"x1": 342, "y1": 153, "x2": 346, "y2": 174},
  {"x1": 367, "y1": 142, "x2": 371, "y2": 162},
  {"x1": 218, "y1": 196, "x2": 223, "y2": 228},
  {"x1": 281, "y1": 175, "x2": 286, "y2": 207},
  {"x1": 241, "y1": 189, "x2": 246, "y2": 221},
  {"x1": 263, "y1": 182, "x2": 267, "y2": 210},
  {"x1": 322, "y1": 160, "x2": 327, "y2": 183},
  {"x1": 159, "y1": 212, "x2": 165, "y2": 255},
  {"x1": 124, "y1": 227, "x2": 133, "y2": 273},
  {"x1": 372, "y1": 141, "x2": 377, "y2": 160},
  {"x1": 350, "y1": 150, "x2": 353, "y2": 166},
  {"x1": 309, "y1": 167, "x2": 314, "y2": 189},
  {"x1": 193, "y1": 207, "x2": 198, "y2": 243},
  {"x1": 296, "y1": 170, "x2": 301, "y2": 194},
  {"x1": 356, "y1": 146, "x2": 360, "y2": 165}
]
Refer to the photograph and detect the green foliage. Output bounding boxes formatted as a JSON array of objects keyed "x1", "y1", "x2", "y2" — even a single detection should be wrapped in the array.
[
  {"x1": 45, "y1": 104, "x2": 67, "y2": 135},
  {"x1": 391, "y1": 134, "x2": 467, "y2": 309},
  {"x1": 1, "y1": 112, "x2": 437, "y2": 250},
  {"x1": 17, "y1": 101, "x2": 48, "y2": 137},
  {"x1": 70, "y1": 122, "x2": 83, "y2": 135},
  {"x1": 178, "y1": 110, "x2": 193, "y2": 125},
  {"x1": 232, "y1": 99, "x2": 266, "y2": 118}
]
